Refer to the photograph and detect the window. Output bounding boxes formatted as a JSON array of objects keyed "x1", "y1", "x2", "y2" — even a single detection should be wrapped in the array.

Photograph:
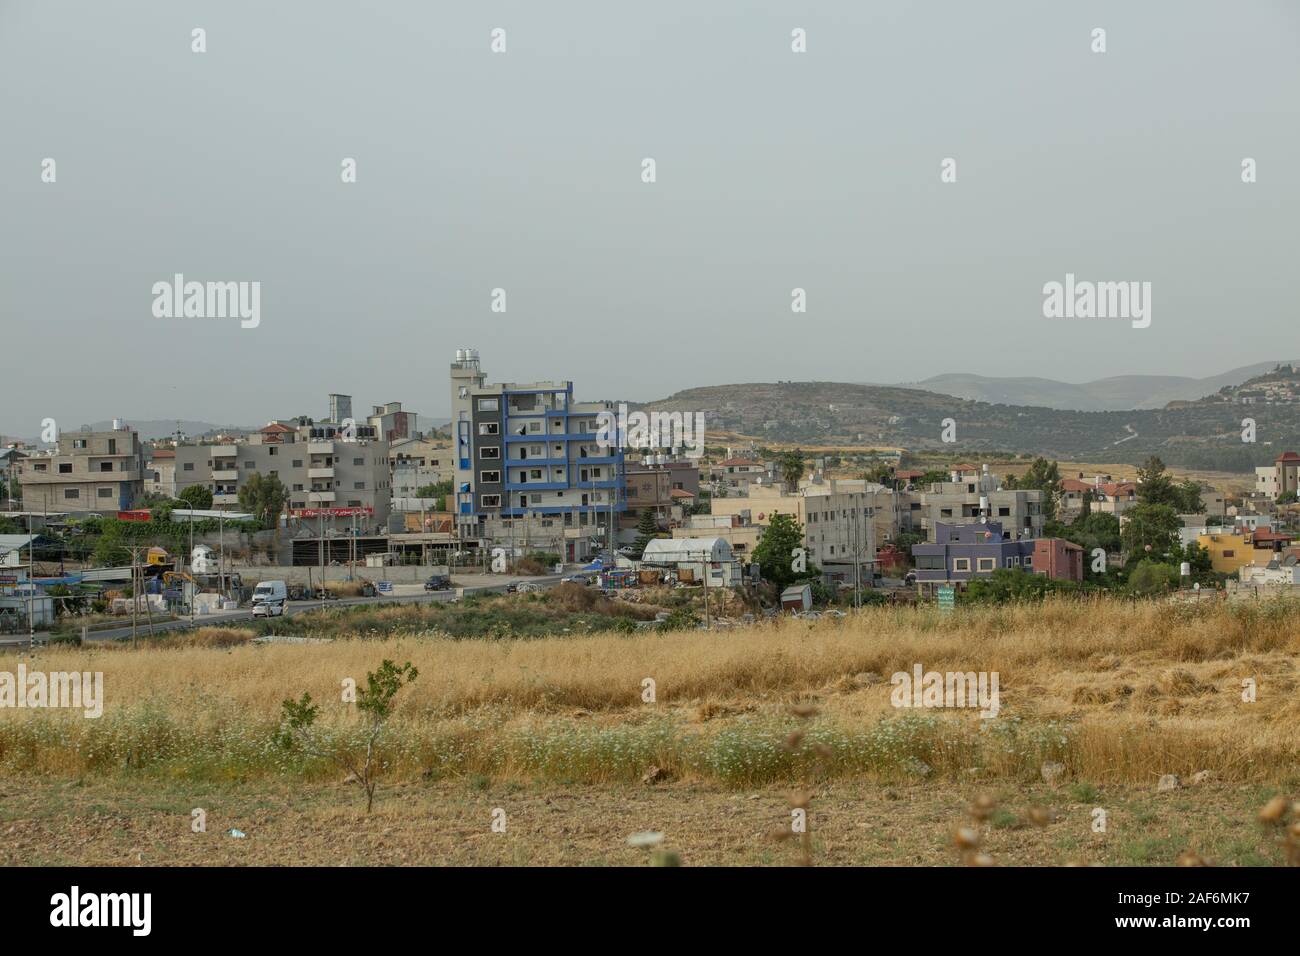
[
  {"x1": 269, "y1": 447, "x2": 277, "y2": 456},
  {"x1": 292, "y1": 460, "x2": 303, "y2": 468},
  {"x1": 244, "y1": 461, "x2": 255, "y2": 469},
  {"x1": 97, "y1": 487, "x2": 113, "y2": 498},
  {"x1": 99, "y1": 462, "x2": 113, "y2": 472},
  {"x1": 940, "y1": 508, "x2": 952, "y2": 518},
  {"x1": 64, "y1": 488, "x2": 79, "y2": 499},
  {"x1": 477, "y1": 398, "x2": 499, "y2": 412},
  {"x1": 480, "y1": 470, "x2": 501, "y2": 484},
  {"x1": 353, "y1": 457, "x2": 364, "y2": 466},
  {"x1": 998, "y1": 507, "x2": 1010, "y2": 517},
  {"x1": 953, "y1": 558, "x2": 971, "y2": 572},
  {"x1": 479, "y1": 423, "x2": 499, "y2": 436},
  {"x1": 1223, "y1": 549, "x2": 1235, "y2": 558},
  {"x1": 479, "y1": 447, "x2": 500, "y2": 460},
  {"x1": 353, "y1": 482, "x2": 366, "y2": 490},
  {"x1": 73, "y1": 439, "x2": 87, "y2": 449},
  {"x1": 1005, "y1": 557, "x2": 1016, "y2": 568},
  {"x1": 59, "y1": 463, "x2": 72, "y2": 474},
  {"x1": 977, "y1": 557, "x2": 995, "y2": 572}
]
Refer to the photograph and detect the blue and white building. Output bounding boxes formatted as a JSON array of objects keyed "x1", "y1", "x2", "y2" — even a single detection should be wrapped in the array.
[{"x1": 450, "y1": 350, "x2": 625, "y2": 562}]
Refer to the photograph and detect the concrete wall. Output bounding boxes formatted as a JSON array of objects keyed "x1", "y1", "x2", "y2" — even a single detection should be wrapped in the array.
[{"x1": 231, "y1": 564, "x2": 451, "y2": 586}]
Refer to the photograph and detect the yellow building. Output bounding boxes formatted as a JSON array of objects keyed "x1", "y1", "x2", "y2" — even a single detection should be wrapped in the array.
[{"x1": 1196, "y1": 532, "x2": 1253, "y2": 574}]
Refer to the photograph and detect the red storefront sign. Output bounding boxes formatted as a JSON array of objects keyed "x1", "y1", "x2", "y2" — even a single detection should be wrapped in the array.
[{"x1": 117, "y1": 510, "x2": 152, "y2": 522}]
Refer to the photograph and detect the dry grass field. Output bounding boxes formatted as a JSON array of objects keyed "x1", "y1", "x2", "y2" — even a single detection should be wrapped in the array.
[{"x1": 2, "y1": 596, "x2": 1298, "y2": 865}]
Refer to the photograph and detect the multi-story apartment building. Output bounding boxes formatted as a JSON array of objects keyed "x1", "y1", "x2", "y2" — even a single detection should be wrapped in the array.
[
  {"x1": 16, "y1": 425, "x2": 145, "y2": 513},
  {"x1": 916, "y1": 466, "x2": 1044, "y2": 540},
  {"x1": 709, "y1": 477, "x2": 895, "y2": 573},
  {"x1": 174, "y1": 418, "x2": 391, "y2": 531},
  {"x1": 450, "y1": 350, "x2": 625, "y2": 561},
  {"x1": 1255, "y1": 451, "x2": 1300, "y2": 500},
  {"x1": 623, "y1": 455, "x2": 701, "y2": 529}
]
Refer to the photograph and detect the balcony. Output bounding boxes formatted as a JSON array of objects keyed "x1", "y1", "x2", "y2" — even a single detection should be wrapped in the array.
[
  {"x1": 211, "y1": 469, "x2": 238, "y2": 481},
  {"x1": 211, "y1": 446, "x2": 237, "y2": 458},
  {"x1": 213, "y1": 493, "x2": 239, "y2": 506},
  {"x1": 308, "y1": 467, "x2": 335, "y2": 479},
  {"x1": 307, "y1": 441, "x2": 334, "y2": 455},
  {"x1": 309, "y1": 490, "x2": 336, "y2": 503}
]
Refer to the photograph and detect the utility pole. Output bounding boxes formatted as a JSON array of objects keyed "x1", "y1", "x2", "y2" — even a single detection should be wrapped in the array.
[
  {"x1": 26, "y1": 509, "x2": 34, "y2": 653},
  {"x1": 188, "y1": 507, "x2": 195, "y2": 625}
]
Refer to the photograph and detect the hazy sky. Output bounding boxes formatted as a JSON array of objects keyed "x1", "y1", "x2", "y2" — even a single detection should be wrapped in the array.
[{"x1": 2, "y1": 0, "x2": 1297, "y2": 435}]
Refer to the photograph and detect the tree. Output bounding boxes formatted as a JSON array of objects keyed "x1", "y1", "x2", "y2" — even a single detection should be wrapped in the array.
[
  {"x1": 777, "y1": 450, "x2": 805, "y2": 489},
  {"x1": 1173, "y1": 479, "x2": 1206, "y2": 514},
  {"x1": 277, "y1": 659, "x2": 418, "y2": 814},
  {"x1": 1014, "y1": 457, "x2": 1062, "y2": 521},
  {"x1": 414, "y1": 479, "x2": 453, "y2": 510},
  {"x1": 1169, "y1": 541, "x2": 1215, "y2": 585},
  {"x1": 751, "y1": 513, "x2": 811, "y2": 589},
  {"x1": 1121, "y1": 502, "x2": 1181, "y2": 559},
  {"x1": 1078, "y1": 489, "x2": 1093, "y2": 522},
  {"x1": 632, "y1": 509, "x2": 660, "y2": 558},
  {"x1": 1136, "y1": 456, "x2": 1177, "y2": 507},
  {"x1": 1127, "y1": 558, "x2": 1180, "y2": 596},
  {"x1": 177, "y1": 484, "x2": 213, "y2": 510},
  {"x1": 237, "y1": 472, "x2": 287, "y2": 529}
]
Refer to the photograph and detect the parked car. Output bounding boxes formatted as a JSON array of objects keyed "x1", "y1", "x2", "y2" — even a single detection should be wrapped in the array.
[
  {"x1": 423, "y1": 574, "x2": 452, "y2": 591},
  {"x1": 359, "y1": 581, "x2": 377, "y2": 597},
  {"x1": 561, "y1": 574, "x2": 593, "y2": 586},
  {"x1": 504, "y1": 581, "x2": 519, "y2": 594},
  {"x1": 251, "y1": 580, "x2": 287, "y2": 617}
]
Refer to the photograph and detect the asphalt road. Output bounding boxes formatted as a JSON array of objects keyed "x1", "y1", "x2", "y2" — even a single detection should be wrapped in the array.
[{"x1": 1, "y1": 574, "x2": 566, "y2": 647}]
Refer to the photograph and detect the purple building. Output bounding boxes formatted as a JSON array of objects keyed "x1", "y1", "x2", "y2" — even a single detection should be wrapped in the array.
[{"x1": 912, "y1": 522, "x2": 1034, "y2": 584}]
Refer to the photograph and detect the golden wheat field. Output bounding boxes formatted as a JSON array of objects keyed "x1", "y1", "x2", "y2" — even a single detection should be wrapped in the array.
[
  {"x1": 2, "y1": 596, "x2": 1299, "y2": 865},
  {"x1": 2, "y1": 596, "x2": 1298, "y2": 785}
]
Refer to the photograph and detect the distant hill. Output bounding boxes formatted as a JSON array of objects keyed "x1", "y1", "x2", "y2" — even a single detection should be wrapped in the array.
[
  {"x1": 904, "y1": 362, "x2": 1291, "y2": 411},
  {"x1": 82, "y1": 420, "x2": 255, "y2": 440},
  {"x1": 640, "y1": 379, "x2": 1300, "y2": 473}
]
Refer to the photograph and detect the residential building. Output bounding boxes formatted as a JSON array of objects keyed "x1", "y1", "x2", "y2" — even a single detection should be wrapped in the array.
[
  {"x1": 1031, "y1": 538, "x2": 1085, "y2": 582},
  {"x1": 368, "y1": 402, "x2": 418, "y2": 443},
  {"x1": 912, "y1": 522, "x2": 1035, "y2": 586},
  {"x1": 1251, "y1": 528, "x2": 1293, "y2": 563},
  {"x1": 16, "y1": 425, "x2": 146, "y2": 513},
  {"x1": 145, "y1": 448, "x2": 176, "y2": 498},
  {"x1": 1196, "y1": 531, "x2": 1253, "y2": 575},
  {"x1": 915, "y1": 465, "x2": 1044, "y2": 540},
  {"x1": 174, "y1": 417, "x2": 391, "y2": 531},
  {"x1": 449, "y1": 349, "x2": 624, "y2": 562},
  {"x1": 709, "y1": 477, "x2": 894, "y2": 571},
  {"x1": 624, "y1": 456, "x2": 701, "y2": 530},
  {"x1": 1239, "y1": 555, "x2": 1300, "y2": 587},
  {"x1": 1255, "y1": 451, "x2": 1300, "y2": 500},
  {"x1": 709, "y1": 457, "x2": 773, "y2": 496}
]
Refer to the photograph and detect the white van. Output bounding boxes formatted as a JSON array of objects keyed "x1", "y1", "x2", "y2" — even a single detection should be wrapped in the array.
[{"x1": 251, "y1": 580, "x2": 287, "y2": 617}]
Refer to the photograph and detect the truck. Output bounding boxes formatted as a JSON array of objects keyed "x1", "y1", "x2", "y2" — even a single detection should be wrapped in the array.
[{"x1": 251, "y1": 580, "x2": 287, "y2": 617}]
